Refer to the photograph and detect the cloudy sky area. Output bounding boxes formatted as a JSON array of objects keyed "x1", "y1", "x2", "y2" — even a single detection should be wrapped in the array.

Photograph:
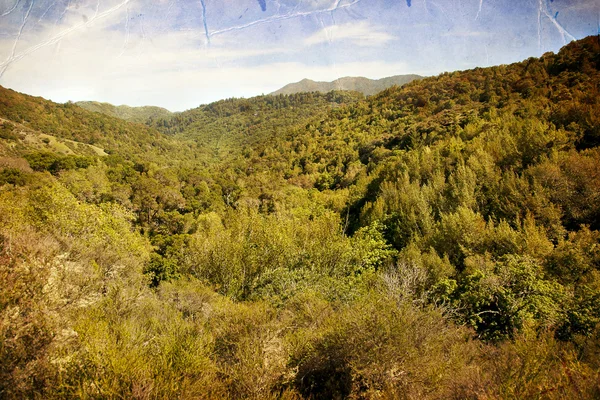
[{"x1": 0, "y1": 0, "x2": 598, "y2": 111}]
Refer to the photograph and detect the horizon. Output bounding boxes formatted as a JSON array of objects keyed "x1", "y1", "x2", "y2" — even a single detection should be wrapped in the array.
[
  {"x1": 75, "y1": 73, "x2": 427, "y2": 112},
  {"x1": 0, "y1": 0, "x2": 599, "y2": 112}
]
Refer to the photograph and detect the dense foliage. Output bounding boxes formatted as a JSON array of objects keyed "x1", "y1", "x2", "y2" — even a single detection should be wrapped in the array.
[
  {"x1": 0, "y1": 36, "x2": 599, "y2": 399},
  {"x1": 75, "y1": 101, "x2": 173, "y2": 124}
]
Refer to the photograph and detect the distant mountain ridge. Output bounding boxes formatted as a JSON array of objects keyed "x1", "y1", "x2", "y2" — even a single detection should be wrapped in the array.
[
  {"x1": 73, "y1": 75, "x2": 421, "y2": 124},
  {"x1": 75, "y1": 101, "x2": 173, "y2": 124},
  {"x1": 270, "y1": 74, "x2": 423, "y2": 96}
]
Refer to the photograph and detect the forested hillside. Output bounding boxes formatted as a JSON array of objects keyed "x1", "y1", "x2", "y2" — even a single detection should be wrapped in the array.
[
  {"x1": 1, "y1": 36, "x2": 599, "y2": 399},
  {"x1": 75, "y1": 101, "x2": 173, "y2": 124}
]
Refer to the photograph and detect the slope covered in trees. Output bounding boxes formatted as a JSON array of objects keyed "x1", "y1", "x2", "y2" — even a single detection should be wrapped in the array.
[
  {"x1": 149, "y1": 90, "x2": 365, "y2": 163},
  {"x1": 0, "y1": 85, "x2": 192, "y2": 165},
  {"x1": 75, "y1": 101, "x2": 173, "y2": 124},
  {"x1": 0, "y1": 36, "x2": 599, "y2": 399}
]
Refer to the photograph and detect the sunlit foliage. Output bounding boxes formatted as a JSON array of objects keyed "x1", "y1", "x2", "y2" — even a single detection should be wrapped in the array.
[{"x1": 0, "y1": 36, "x2": 599, "y2": 399}]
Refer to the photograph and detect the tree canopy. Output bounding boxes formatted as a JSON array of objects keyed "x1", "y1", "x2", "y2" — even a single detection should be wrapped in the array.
[{"x1": 0, "y1": 35, "x2": 599, "y2": 399}]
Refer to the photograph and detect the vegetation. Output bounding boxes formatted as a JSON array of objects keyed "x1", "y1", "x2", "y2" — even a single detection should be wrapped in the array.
[
  {"x1": 75, "y1": 101, "x2": 173, "y2": 124},
  {"x1": 0, "y1": 35, "x2": 599, "y2": 399}
]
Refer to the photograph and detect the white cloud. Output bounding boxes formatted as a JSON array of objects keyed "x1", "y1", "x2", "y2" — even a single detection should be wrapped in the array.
[
  {"x1": 0, "y1": 13, "x2": 410, "y2": 111},
  {"x1": 304, "y1": 21, "x2": 395, "y2": 47},
  {"x1": 2, "y1": 54, "x2": 412, "y2": 111}
]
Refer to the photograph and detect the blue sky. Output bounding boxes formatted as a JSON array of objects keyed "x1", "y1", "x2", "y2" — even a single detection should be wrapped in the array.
[{"x1": 0, "y1": 0, "x2": 598, "y2": 111}]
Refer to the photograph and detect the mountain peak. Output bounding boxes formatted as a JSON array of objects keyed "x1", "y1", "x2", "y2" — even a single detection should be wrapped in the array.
[{"x1": 271, "y1": 74, "x2": 423, "y2": 96}]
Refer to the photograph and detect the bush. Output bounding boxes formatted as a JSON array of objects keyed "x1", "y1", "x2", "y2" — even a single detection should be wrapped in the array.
[
  {"x1": 0, "y1": 168, "x2": 28, "y2": 186},
  {"x1": 287, "y1": 293, "x2": 484, "y2": 399}
]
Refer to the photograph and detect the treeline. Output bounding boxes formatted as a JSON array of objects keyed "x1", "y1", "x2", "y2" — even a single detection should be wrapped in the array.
[{"x1": 0, "y1": 36, "x2": 599, "y2": 398}]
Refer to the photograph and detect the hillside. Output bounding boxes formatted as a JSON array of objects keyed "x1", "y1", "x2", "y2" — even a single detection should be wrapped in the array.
[
  {"x1": 270, "y1": 74, "x2": 423, "y2": 96},
  {"x1": 0, "y1": 36, "x2": 599, "y2": 399},
  {"x1": 76, "y1": 100, "x2": 173, "y2": 124},
  {"x1": 0, "y1": 85, "x2": 197, "y2": 166},
  {"x1": 148, "y1": 90, "x2": 364, "y2": 162}
]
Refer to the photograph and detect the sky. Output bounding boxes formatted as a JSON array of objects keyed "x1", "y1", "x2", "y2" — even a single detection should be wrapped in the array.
[{"x1": 0, "y1": 0, "x2": 598, "y2": 111}]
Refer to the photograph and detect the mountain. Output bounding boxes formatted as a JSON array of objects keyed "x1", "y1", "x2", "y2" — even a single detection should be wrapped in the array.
[
  {"x1": 0, "y1": 85, "x2": 188, "y2": 165},
  {"x1": 1, "y1": 36, "x2": 600, "y2": 399},
  {"x1": 75, "y1": 101, "x2": 173, "y2": 124},
  {"x1": 270, "y1": 74, "x2": 423, "y2": 96},
  {"x1": 147, "y1": 90, "x2": 364, "y2": 162}
]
